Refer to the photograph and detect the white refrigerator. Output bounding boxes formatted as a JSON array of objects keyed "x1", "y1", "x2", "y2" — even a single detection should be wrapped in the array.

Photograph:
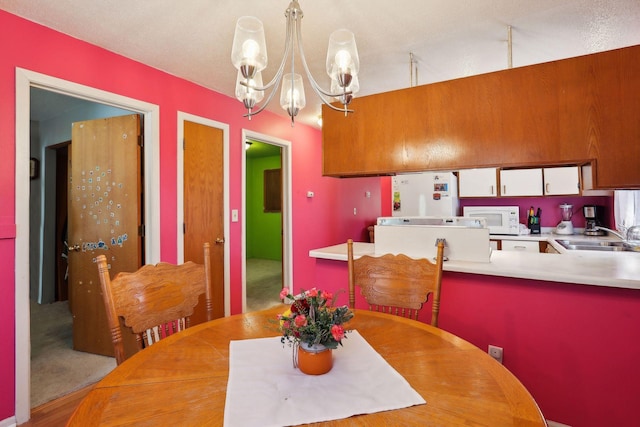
[{"x1": 391, "y1": 172, "x2": 459, "y2": 217}]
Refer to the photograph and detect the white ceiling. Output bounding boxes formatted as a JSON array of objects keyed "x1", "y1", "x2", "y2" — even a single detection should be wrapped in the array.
[{"x1": 3, "y1": 0, "x2": 640, "y2": 128}]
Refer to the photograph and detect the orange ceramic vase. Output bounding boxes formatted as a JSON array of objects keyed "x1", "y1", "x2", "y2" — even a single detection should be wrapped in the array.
[{"x1": 297, "y1": 344, "x2": 333, "y2": 375}]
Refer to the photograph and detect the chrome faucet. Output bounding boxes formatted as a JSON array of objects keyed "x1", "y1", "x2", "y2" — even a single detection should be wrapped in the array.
[{"x1": 594, "y1": 226, "x2": 625, "y2": 240}]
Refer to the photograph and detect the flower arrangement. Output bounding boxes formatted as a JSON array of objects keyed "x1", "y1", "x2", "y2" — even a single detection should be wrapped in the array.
[{"x1": 278, "y1": 287, "x2": 354, "y2": 350}]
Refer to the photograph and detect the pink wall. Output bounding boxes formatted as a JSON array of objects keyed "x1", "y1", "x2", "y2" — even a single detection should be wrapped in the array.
[
  {"x1": 314, "y1": 259, "x2": 640, "y2": 427},
  {"x1": 1, "y1": 9, "x2": 623, "y2": 423},
  {"x1": 0, "y1": 11, "x2": 379, "y2": 421},
  {"x1": 335, "y1": 177, "x2": 383, "y2": 242}
]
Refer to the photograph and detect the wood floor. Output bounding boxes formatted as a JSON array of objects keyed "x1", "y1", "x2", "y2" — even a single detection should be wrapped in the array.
[{"x1": 19, "y1": 385, "x2": 93, "y2": 427}]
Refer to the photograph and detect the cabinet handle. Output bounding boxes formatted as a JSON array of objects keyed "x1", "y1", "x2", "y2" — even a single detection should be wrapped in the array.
[
  {"x1": 545, "y1": 183, "x2": 550, "y2": 193},
  {"x1": 490, "y1": 185, "x2": 494, "y2": 195},
  {"x1": 502, "y1": 185, "x2": 506, "y2": 194}
]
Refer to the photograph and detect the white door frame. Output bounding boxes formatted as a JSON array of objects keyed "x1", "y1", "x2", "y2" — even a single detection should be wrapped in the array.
[
  {"x1": 176, "y1": 112, "x2": 231, "y2": 316},
  {"x1": 14, "y1": 68, "x2": 161, "y2": 423},
  {"x1": 242, "y1": 129, "x2": 293, "y2": 312}
]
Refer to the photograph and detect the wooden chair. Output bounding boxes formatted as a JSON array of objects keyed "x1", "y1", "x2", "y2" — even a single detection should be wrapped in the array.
[
  {"x1": 367, "y1": 225, "x2": 375, "y2": 243},
  {"x1": 347, "y1": 239, "x2": 445, "y2": 326},
  {"x1": 97, "y1": 242, "x2": 213, "y2": 365}
]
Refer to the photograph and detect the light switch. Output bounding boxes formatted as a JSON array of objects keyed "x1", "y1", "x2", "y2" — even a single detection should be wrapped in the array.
[{"x1": 231, "y1": 209, "x2": 238, "y2": 222}]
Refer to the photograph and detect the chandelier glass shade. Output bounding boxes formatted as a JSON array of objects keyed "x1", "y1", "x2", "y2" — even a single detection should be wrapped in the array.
[
  {"x1": 235, "y1": 69, "x2": 264, "y2": 110},
  {"x1": 231, "y1": 0, "x2": 360, "y2": 125}
]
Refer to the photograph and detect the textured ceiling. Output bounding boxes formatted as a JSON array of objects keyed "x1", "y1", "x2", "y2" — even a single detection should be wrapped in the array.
[{"x1": 3, "y1": 0, "x2": 640, "y2": 128}]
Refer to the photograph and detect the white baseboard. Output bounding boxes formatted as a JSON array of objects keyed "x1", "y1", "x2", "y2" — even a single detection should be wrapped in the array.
[
  {"x1": 0, "y1": 416, "x2": 17, "y2": 427},
  {"x1": 547, "y1": 420, "x2": 571, "y2": 427}
]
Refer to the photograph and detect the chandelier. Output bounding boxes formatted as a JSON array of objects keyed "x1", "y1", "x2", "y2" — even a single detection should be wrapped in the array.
[{"x1": 231, "y1": 0, "x2": 360, "y2": 125}]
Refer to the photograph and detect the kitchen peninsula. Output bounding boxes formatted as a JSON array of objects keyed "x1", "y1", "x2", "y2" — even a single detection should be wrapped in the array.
[
  {"x1": 308, "y1": 239, "x2": 640, "y2": 427},
  {"x1": 310, "y1": 238, "x2": 640, "y2": 290}
]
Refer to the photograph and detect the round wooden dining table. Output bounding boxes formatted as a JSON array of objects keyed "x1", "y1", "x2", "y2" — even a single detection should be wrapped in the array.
[{"x1": 67, "y1": 306, "x2": 546, "y2": 426}]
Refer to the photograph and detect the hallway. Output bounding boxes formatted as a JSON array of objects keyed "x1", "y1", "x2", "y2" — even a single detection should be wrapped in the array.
[{"x1": 246, "y1": 258, "x2": 283, "y2": 312}]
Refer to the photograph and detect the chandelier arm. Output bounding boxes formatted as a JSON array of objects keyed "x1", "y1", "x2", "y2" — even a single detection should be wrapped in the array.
[
  {"x1": 294, "y1": 21, "x2": 354, "y2": 113},
  {"x1": 250, "y1": 13, "x2": 295, "y2": 92},
  {"x1": 288, "y1": 10, "x2": 297, "y2": 121},
  {"x1": 322, "y1": 101, "x2": 355, "y2": 114},
  {"x1": 242, "y1": 75, "x2": 283, "y2": 118},
  {"x1": 240, "y1": 63, "x2": 287, "y2": 118}
]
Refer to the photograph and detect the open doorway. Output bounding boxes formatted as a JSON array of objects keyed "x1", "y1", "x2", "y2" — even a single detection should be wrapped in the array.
[
  {"x1": 246, "y1": 140, "x2": 283, "y2": 311},
  {"x1": 242, "y1": 130, "x2": 293, "y2": 313},
  {"x1": 15, "y1": 68, "x2": 161, "y2": 423},
  {"x1": 29, "y1": 90, "x2": 141, "y2": 406}
]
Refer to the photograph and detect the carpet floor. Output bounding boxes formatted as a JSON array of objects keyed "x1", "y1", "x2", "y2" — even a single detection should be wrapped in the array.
[
  {"x1": 30, "y1": 300, "x2": 116, "y2": 408},
  {"x1": 29, "y1": 258, "x2": 282, "y2": 407},
  {"x1": 245, "y1": 258, "x2": 283, "y2": 312}
]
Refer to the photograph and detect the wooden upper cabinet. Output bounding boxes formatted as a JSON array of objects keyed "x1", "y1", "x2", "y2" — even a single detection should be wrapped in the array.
[{"x1": 322, "y1": 45, "x2": 640, "y2": 189}]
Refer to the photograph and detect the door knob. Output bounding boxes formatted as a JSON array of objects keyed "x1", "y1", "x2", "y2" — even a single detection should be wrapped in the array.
[{"x1": 215, "y1": 238, "x2": 225, "y2": 244}]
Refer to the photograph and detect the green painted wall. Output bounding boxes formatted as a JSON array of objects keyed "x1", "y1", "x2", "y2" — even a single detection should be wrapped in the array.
[{"x1": 247, "y1": 155, "x2": 282, "y2": 260}]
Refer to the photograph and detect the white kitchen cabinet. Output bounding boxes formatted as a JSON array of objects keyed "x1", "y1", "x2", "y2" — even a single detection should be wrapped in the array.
[
  {"x1": 499, "y1": 168, "x2": 543, "y2": 196},
  {"x1": 543, "y1": 166, "x2": 580, "y2": 195},
  {"x1": 458, "y1": 168, "x2": 498, "y2": 197},
  {"x1": 500, "y1": 240, "x2": 540, "y2": 253}
]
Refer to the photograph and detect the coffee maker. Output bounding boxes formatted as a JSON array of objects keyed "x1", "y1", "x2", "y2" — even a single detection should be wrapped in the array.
[{"x1": 583, "y1": 205, "x2": 605, "y2": 236}]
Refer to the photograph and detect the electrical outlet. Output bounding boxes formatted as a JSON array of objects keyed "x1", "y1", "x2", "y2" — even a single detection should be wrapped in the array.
[{"x1": 488, "y1": 345, "x2": 503, "y2": 364}]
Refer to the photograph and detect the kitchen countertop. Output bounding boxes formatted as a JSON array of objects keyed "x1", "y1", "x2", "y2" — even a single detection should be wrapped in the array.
[
  {"x1": 309, "y1": 237, "x2": 640, "y2": 291},
  {"x1": 488, "y1": 227, "x2": 621, "y2": 242}
]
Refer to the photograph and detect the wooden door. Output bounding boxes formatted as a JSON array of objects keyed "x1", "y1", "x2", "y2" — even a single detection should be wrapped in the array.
[
  {"x1": 183, "y1": 121, "x2": 225, "y2": 321},
  {"x1": 68, "y1": 114, "x2": 142, "y2": 356}
]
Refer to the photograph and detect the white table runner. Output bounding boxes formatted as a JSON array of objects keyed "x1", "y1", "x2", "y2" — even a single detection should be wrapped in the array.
[{"x1": 223, "y1": 330, "x2": 426, "y2": 427}]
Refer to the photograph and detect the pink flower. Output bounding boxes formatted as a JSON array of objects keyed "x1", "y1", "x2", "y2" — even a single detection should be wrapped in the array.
[
  {"x1": 280, "y1": 288, "x2": 290, "y2": 300},
  {"x1": 282, "y1": 320, "x2": 291, "y2": 330},
  {"x1": 307, "y1": 288, "x2": 318, "y2": 297},
  {"x1": 331, "y1": 324, "x2": 345, "y2": 341},
  {"x1": 294, "y1": 315, "x2": 307, "y2": 328},
  {"x1": 321, "y1": 291, "x2": 333, "y2": 306}
]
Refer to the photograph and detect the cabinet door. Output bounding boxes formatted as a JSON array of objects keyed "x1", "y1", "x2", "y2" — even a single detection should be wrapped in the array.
[
  {"x1": 501, "y1": 240, "x2": 540, "y2": 253},
  {"x1": 459, "y1": 168, "x2": 498, "y2": 197},
  {"x1": 500, "y1": 169, "x2": 543, "y2": 196},
  {"x1": 543, "y1": 166, "x2": 580, "y2": 195}
]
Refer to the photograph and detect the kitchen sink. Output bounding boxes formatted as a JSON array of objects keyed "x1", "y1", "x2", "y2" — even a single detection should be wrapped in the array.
[{"x1": 555, "y1": 239, "x2": 636, "y2": 252}]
